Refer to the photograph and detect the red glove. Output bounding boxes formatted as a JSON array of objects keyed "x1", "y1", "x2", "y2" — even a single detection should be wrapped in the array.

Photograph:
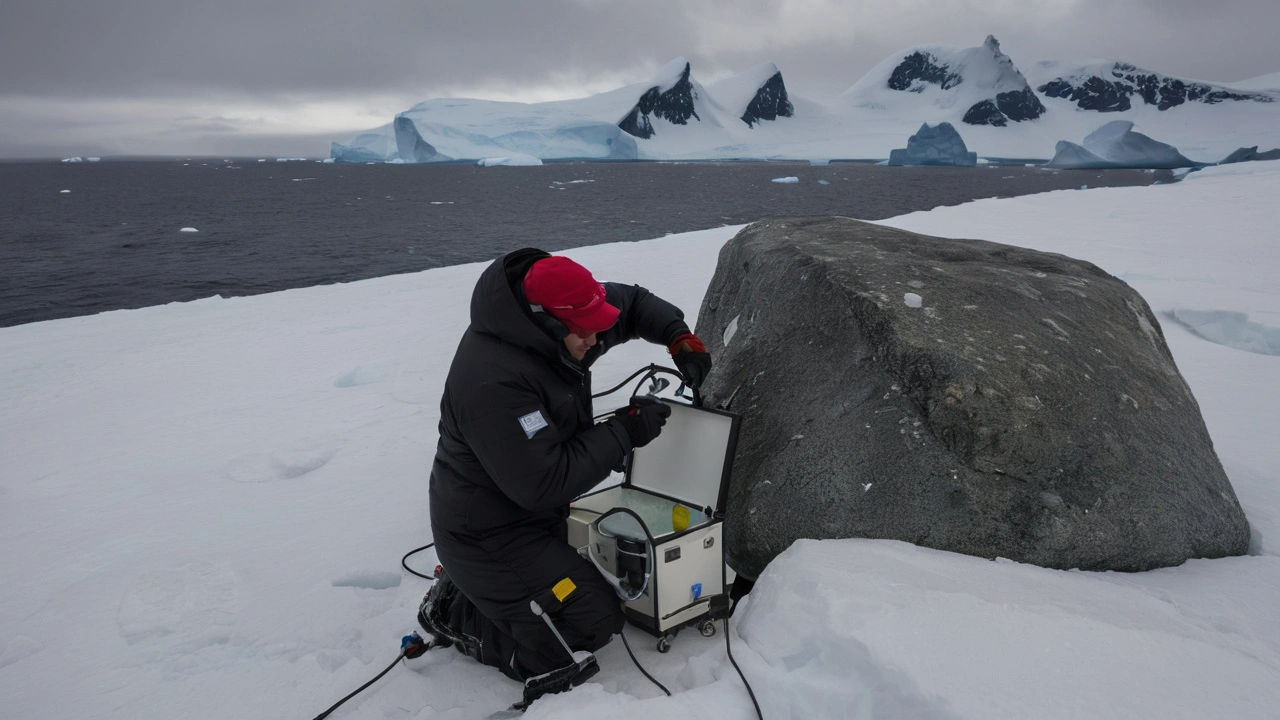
[{"x1": 668, "y1": 333, "x2": 711, "y2": 389}]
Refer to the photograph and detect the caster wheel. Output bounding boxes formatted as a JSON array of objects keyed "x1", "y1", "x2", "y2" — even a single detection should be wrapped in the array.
[
  {"x1": 698, "y1": 619, "x2": 717, "y2": 637},
  {"x1": 656, "y1": 636, "x2": 672, "y2": 653}
]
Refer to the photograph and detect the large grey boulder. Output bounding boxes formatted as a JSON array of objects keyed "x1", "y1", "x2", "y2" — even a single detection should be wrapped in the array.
[{"x1": 696, "y1": 217, "x2": 1250, "y2": 578}]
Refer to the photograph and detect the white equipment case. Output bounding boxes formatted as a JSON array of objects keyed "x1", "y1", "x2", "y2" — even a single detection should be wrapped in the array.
[{"x1": 567, "y1": 399, "x2": 741, "y2": 651}]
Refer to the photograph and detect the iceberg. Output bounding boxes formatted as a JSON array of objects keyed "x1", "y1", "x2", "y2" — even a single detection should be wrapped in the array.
[
  {"x1": 1083, "y1": 121, "x2": 1194, "y2": 168},
  {"x1": 330, "y1": 123, "x2": 398, "y2": 163},
  {"x1": 1046, "y1": 140, "x2": 1115, "y2": 169},
  {"x1": 1219, "y1": 146, "x2": 1280, "y2": 164},
  {"x1": 887, "y1": 122, "x2": 977, "y2": 166},
  {"x1": 1048, "y1": 121, "x2": 1195, "y2": 169}
]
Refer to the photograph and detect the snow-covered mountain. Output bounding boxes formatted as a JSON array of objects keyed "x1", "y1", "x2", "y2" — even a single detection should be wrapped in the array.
[
  {"x1": 1029, "y1": 60, "x2": 1274, "y2": 112},
  {"x1": 332, "y1": 36, "x2": 1280, "y2": 165},
  {"x1": 837, "y1": 35, "x2": 1045, "y2": 127}
]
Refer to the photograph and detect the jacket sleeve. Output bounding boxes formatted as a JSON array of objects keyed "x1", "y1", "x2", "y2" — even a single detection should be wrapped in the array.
[
  {"x1": 599, "y1": 282, "x2": 690, "y2": 349},
  {"x1": 461, "y1": 380, "x2": 631, "y2": 512}
]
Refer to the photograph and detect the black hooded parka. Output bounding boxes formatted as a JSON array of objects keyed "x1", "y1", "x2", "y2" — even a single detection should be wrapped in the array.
[{"x1": 428, "y1": 248, "x2": 688, "y2": 679}]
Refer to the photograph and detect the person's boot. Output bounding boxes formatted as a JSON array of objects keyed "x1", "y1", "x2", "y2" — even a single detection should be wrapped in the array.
[
  {"x1": 415, "y1": 566, "x2": 481, "y2": 659},
  {"x1": 512, "y1": 651, "x2": 599, "y2": 711}
]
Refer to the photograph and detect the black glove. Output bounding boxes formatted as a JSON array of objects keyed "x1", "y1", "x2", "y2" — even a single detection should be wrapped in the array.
[
  {"x1": 611, "y1": 396, "x2": 672, "y2": 449},
  {"x1": 668, "y1": 333, "x2": 712, "y2": 389}
]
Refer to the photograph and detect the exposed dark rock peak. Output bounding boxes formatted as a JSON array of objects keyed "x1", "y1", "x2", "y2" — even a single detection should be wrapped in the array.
[
  {"x1": 617, "y1": 62, "x2": 701, "y2": 139},
  {"x1": 963, "y1": 87, "x2": 1047, "y2": 126},
  {"x1": 1038, "y1": 62, "x2": 1273, "y2": 112},
  {"x1": 741, "y1": 71, "x2": 794, "y2": 127},
  {"x1": 888, "y1": 52, "x2": 963, "y2": 92},
  {"x1": 618, "y1": 101, "x2": 657, "y2": 139},
  {"x1": 1040, "y1": 77, "x2": 1132, "y2": 112}
]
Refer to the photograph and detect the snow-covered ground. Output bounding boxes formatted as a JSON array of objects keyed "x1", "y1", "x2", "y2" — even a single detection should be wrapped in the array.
[{"x1": 3, "y1": 163, "x2": 1279, "y2": 719}]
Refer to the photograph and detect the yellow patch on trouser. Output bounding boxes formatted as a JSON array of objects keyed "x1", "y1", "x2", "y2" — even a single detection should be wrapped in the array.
[{"x1": 552, "y1": 577, "x2": 577, "y2": 602}]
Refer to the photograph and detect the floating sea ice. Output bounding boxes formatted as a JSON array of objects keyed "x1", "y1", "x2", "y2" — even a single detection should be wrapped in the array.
[
  {"x1": 818, "y1": 179, "x2": 831, "y2": 185},
  {"x1": 478, "y1": 155, "x2": 542, "y2": 167},
  {"x1": 1080, "y1": 185, "x2": 1089, "y2": 190},
  {"x1": 59, "y1": 189, "x2": 70, "y2": 193},
  {"x1": 87, "y1": 157, "x2": 100, "y2": 162},
  {"x1": 179, "y1": 227, "x2": 199, "y2": 233},
  {"x1": 772, "y1": 176, "x2": 800, "y2": 183},
  {"x1": 904, "y1": 293, "x2": 923, "y2": 308}
]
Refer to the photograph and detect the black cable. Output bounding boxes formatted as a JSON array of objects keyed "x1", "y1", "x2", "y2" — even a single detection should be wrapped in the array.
[
  {"x1": 591, "y1": 363, "x2": 665, "y2": 397},
  {"x1": 401, "y1": 542, "x2": 436, "y2": 579},
  {"x1": 311, "y1": 650, "x2": 406, "y2": 720},
  {"x1": 618, "y1": 628, "x2": 671, "y2": 697},
  {"x1": 722, "y1": 560, "x2": 764, "y2": 720}
]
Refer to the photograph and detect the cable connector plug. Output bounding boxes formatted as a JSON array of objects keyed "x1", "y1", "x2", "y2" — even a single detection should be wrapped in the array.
[{"x1": 401, "y1": 631, "x2": 429, "y2": 659}]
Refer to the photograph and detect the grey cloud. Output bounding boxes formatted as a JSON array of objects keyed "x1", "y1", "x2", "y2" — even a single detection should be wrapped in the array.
[
  {"x1": 0, "y1": 0, "x2": 702, "y2": 97},
  {"x1": 3, "y1": 0, "x2": 1278, "y2": 101},
  {"x1": 2, "y1": 0, "x2": 1278, "y2": 157}
]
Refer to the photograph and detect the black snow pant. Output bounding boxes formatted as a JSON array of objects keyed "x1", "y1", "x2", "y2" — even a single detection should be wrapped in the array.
[{"x1": 433, "y1": 520, "x2": 624, "y2": 681}]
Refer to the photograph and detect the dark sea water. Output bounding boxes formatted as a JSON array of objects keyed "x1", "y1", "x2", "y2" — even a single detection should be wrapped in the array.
[{"x1": 0, "y1": 159, "x2": 1169, "y2": 328}]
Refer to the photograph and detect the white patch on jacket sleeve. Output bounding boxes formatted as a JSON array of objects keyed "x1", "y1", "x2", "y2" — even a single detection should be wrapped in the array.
[{"x1": 518, "y1": 410, "x2": 549, "y2": 439}]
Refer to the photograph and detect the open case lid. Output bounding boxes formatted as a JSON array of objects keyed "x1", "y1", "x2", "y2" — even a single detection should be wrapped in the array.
[{"x1": 624, "y1": 400, "x2": 740, "y2": 516}]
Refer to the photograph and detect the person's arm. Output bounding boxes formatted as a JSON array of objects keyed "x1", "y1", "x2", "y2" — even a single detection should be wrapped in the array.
[
  {"x1": 599, "y1": 282, "x2": 712, "y2": 388},
  {"x1": 599, "y1": 282, "x2": 689, "y2": 347},
  {"x1": 462, "y1": 381, "x2": 630, "y2": 512}
]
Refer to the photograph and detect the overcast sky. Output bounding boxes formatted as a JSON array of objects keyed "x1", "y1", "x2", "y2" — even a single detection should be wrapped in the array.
[{"x1": 2, "y1": 0, "x2": 1278, "y2": 159}]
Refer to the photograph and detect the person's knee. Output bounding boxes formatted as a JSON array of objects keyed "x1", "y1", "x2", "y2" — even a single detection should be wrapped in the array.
[{"x1": 565, "y1": 580, "x2": 625, "y2": 650}]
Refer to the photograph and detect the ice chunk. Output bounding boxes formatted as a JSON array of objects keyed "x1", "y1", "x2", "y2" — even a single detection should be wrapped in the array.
[
  {"x1": 1169, "y1": 309, "x2": 1280, "y2": 356},
  {"x1": 772, "y1": 176, "x2": 800, "y2": 183},
  {"x1": 61, "y1": 157, "x2": 83, "y2": 163},
  {"x1": 59, "y1": 189, "x2": 70, "y2": 194},
  {"x1": 904, "y1": 293, "x2": 923, "y2": 308},
  {"x1": 887, "y1": 122, "x2": 977, "y2": 166},
  {"x1": 179, "y1": 227, "x2": 199, "y2": 233},
  {"x1": 477, "y1": 155, "x2": 543, "y2": 167}
]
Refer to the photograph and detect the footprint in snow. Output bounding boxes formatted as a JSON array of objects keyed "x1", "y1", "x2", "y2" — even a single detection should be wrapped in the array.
[
  {"x1": 0, "y1": 636, "x2": 44, "y2": 670},
  {"x1": 221, "y1": 447, "x2": 337, "y2": 483},
  {"x1": 116, "y1": 561, "x2": 237, "y2": 645},
  {"x1": 334, "y1": 363, "x2": 397, "y2": 388},
  {"x1": 331, "y1": 569, "x2": 402, "y2": 590}
]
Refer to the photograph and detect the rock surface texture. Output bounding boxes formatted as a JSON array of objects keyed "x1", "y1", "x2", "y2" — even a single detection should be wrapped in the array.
[{"x1": 696, "y1": 218, "x2": 1250, "y2": 578}]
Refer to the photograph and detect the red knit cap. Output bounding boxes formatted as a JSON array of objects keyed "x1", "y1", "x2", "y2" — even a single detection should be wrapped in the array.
[{"x1": 522, "y1": 256, "x2": 620, "y2": 336}]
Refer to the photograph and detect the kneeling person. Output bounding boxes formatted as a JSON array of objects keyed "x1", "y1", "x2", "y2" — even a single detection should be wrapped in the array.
[{"x1": 419, "y1": 248, "x2": 711, "y2": 707}]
